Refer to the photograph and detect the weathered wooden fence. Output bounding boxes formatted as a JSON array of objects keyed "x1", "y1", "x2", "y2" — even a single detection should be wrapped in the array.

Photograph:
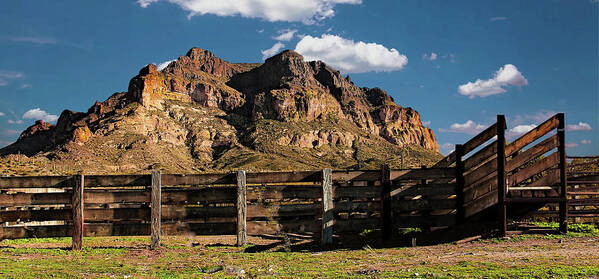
[
  {"x1": 0, "y1": 167, "x2": 462, "y2": 249},
  {"x1": 1, "y1": 113, "x2": 597, "y2": 249}
]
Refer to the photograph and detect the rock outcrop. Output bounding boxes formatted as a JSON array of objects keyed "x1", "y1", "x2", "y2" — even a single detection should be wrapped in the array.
[{"x1": 0, "y1": 47, "x2": 440, "y2": 174}]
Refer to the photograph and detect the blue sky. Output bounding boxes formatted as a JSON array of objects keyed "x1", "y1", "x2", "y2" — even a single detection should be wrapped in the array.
[{"x1": 0, "y1": 0, "x2": 597, "y2": 155}]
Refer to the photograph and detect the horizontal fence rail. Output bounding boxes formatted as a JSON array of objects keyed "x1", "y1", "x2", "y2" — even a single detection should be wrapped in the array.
[
  {"x1": 1, "y1": 114, "x2": 597, "y2": 249},
  {"x1": 0, "y1": 166, "x2": 462, "y2": 249}
]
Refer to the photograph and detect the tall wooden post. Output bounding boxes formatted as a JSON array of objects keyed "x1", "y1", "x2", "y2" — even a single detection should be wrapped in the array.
[
  {"x1": 557, "y1": 113, "x2": 568, "y2": 233},
  {"x1": 496, "y1": 115, "x2": 507, "y2": 237},
  {"x1": 381, "y1": 164, "x2": 392, "y2": 241},
  {"x1": 236, "y1": 170, "x2": 247, "y2": 246},
  {"x1": 150, "y1": 171, "x2": 162, "y2": 250},
  {"x1": 455, "y1": 144, "x2": 466, "y2": 224},
  {"x1": 321, "y1": 168, "x2": 333, "y2": 246},
  {"x1": 72, "y1": 174, "x2": 84, "y2": 250}
]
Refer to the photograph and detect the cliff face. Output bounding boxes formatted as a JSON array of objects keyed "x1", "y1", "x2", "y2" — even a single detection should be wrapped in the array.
[{"x1": 0, "y1": 47, "x2": 440, "y2": 175}]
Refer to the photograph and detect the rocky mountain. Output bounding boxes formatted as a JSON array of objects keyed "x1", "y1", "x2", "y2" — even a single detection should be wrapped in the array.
[{"x1": 0, "y1": 47, "x2": 440, "y2": 175}]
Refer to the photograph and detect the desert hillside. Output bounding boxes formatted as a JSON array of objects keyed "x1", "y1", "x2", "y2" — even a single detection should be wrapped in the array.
[{"x1": 0, "y1": 48, "x2": 441, "y2": 175}]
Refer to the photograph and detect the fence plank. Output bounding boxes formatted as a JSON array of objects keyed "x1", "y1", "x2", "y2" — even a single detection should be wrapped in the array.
[
  {"x1": 526, "y1": 169, "x2": 560, "y2": 188},
  {"x1": 391, "y1": 183, "x2": 456, "y2": 197},
  {"x1": 506, "y1": 114, "x2": 559, "y2": 157},
  {"x1": 465, "y1": 189, "x2": 498, "y2": 218},
  {"x1": 506, "y1": 134, "x2": 558, "y2": 172},
  {"x1": 333, "y1": 186, "x2": 380, "y2": 199},
  {"x1": 0, "y1": 176, "x2": 72, "y2": 188},
  {"x1": 0, "y1": 225, "x2": 71, "y2": 240},
  {"x1": 0, "y1": 192, "x2": 71, "y2": 206},
  {"x1": 332, "y1": 170, "x2": 380, "y2": 182},
  {"x1": 321, "y1": 168, "x2": 333, "y2": 246},
  {"x1": 72, "y1": 175, "x2": 84, "y2": 250},
  {"x1": 236, "y1": 170, "x2": 247, "y2": 246},
  {"x1": 381, "y1": 164, "x2": 391, "y2": 241},
  {"x1": 161, "y1": 173, "x2": 235, "y2": 186},
  {"x1": 85, "y1": 175, "x2": 151, "y2": 187},
  {"x1": 247, "y1": 171, "x2": 321, "y2": 183},
  {"x1": 150, "y1": 171, "x2": 161, "y2": 250},
  {"x1": 464, "y1": 175, "x2": 497, "y2": 203},
  {"x1": 247, "y1": 187, "x2": 320, "y2": 200},
  {"x1": 464, "y1": 158, "x2": 497, "y2": 186},
  {"x1": 0, "y1": 209, "x2": 70, "y2": 222},
  {"x1": 507, "y1": 152, "x2": 560, "y2": 187},
  {"x1": 333, "y1": 201, "x2": 380, "y2": 213},
  {"x1": 248, "y1": 203, "x2": 319, "y2": 218},
  {"x1": 496, "y1": 115, "x2": 507, "y2": 236},
  {"x1": 463, "y1": 123, "x2": 499, "y2": 155},
  {"x1": 455, "y1": 144, "x2": 466, "y2": 223},
  {"x1": 557, "y1": 113, "x2": 568, "y2": 233},
  {"x1": 463, "y1": 141, "x2": 497, "y2": 171},
  {"x1": 392, "y1": 199, "x2": 457, "y2": 211},
  {"x1": 391, "y1": 167, "x2": 456, "y2": 181}
]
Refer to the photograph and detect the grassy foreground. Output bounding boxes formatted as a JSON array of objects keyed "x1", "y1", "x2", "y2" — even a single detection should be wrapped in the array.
[{"x1": 0, "y1": 228, "x2": 598, "y2": 279}]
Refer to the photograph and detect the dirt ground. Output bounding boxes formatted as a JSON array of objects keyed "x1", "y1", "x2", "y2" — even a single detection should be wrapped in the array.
[{"x1": 1, "y1": 233, "x2": 598, "y2": 278}]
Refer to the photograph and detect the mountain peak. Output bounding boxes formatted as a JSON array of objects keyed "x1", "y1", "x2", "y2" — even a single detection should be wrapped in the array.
[
  {"x1": 266, "y1": 49, "x2": 304, "y2": 62},
  {"x1": 185, "y1": 47, "x2": 216, "y2": 60},
  {"x1": 1, "y1": 46, "x2": 440, "y2": 174}
]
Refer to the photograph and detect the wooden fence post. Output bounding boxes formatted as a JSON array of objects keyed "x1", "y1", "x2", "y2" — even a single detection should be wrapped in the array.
[
  {"x1": 151, "y1": 171, "x2": 161, "y2": 250},
  {"x1": 236, "y1": 170, "x2": 247, "y2": 246},
  {"x1": 497, "y1": 115, "x2": 507, "y2": 237},
  {"x1": 321, "y1": 168, "x2": 333, "y2": 246},
  {"x1": 72, "y1": 174, "x2": 84, "y2": 250},
  {"x1": 381, "y1": 164, "x2": 392, "y2": 241},
  {"x1": 455, "y1": 144, "x2": 465, "y2": 224},
  {"x1": 557, "y1": 113, "x2": 568, "y2": 233}
]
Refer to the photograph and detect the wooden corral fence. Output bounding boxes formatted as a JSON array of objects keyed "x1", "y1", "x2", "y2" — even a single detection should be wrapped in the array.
[
  {"x1": 0, "y1": 168, "x2": 459, "y2": 250},
  {"x1": 0, "y1": 113, "x2": 597, "y2": 249},
  {"x1": 523, "y1": 156, "x2": 599, "y2": 222}
]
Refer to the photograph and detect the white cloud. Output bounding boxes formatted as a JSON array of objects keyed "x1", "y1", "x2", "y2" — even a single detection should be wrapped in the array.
[
  {"x1": 458, "y1": 64, "x2": 528, "y2": 98},
  {"x1": 439, "y1": 120, "x2": 488, "y2": 135},
  {"x1": 581, "y1": 139, "x2": 592, "y2": 144},
  {"x1": 490, "y1": 16, "x2": 507, "y2": 22},
  {"x1": 6, "y1": 129, "x2": 18, "y2": 135},
  {"x1": 507, "y1": 124, "x2": 537, "y2": 139},
  {"x1": 136, "y1": 0, "x2": 361, "y2": 23},
  {"x1": 261, "y1": 42, "x2": 286, "y2": 60},
  {"x1": 257, "y1": 29, "x2": 264, "y2": 33},
  {"x1": 0, "y1": 71, "x2": 24, "y2": 86},
  {"x1": 566, "y1": 122, "x2": 592, "y2": 131},
  {"x1": 295, "y1": 34, "x2": 408, "y2": 73},
  {"x1": 8, "y1": 119, "x2": 23, "y2": 124},
  {"x1": 0, "y1": 112, "x2": 4, "y2": 116},
  {"x1": 156, "y1": 60, "x2": 175, "y2": 71},
  {"x1": 441, "y1": 143, "x2": 453, "y2": 149},
  {"x1": 22, "y1": 108, "x2": 58, "y2": 123},
  {"x1": 566, "y1": 142, "x2": 579, "y2": 148},
  {"x1": 273, "y1": 29, "x2": 297, "y2": 41},
  {"x1": 20, "y1": 83, "x2": 32, "y2": 89},
  {"x1": 422, "y1": 52, "x2": 437, "y2": 61},
  {"x1": 440, "y1": 143, "x2": 454, "y2": 155},
  {"x1": 422, "y1": 120, "x2": 431, "y2": 126}
]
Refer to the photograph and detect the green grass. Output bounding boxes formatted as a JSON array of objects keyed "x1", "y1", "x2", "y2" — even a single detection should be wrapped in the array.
[{"x1": 0, "y1": 233, "x2": 598, "y2": 278}]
